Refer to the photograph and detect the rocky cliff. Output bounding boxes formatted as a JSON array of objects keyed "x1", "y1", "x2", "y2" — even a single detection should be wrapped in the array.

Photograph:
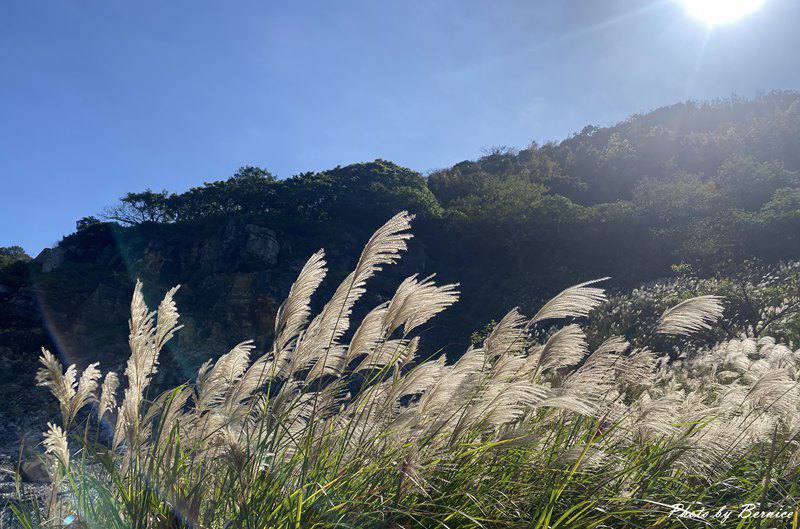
[{"x1": 0, "y1": 216, "x2": 436, "y2": 453}]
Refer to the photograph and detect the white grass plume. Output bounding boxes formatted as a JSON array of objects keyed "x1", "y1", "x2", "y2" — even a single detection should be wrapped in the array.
[
  {"x1": 384, "y1": 274, "x2": 459, "y2": 336},
  {"x1": 656, "y1": 295, "x2": 724, "y2": 336},
  {"x1": 490, "y1": 353, "x2": 530, "y2": 383},
  {"x1": 417, "y1": 347, "x2": 485, "y2": 418},
  {"x1": 272, "y1": 249, "x2": 327, "y2": 360},
  {"x1": 195, "y1": 341, "x2": 255, "y2": 412},
  {"x1": 391, "y1": 355, "x2": 446, "y2": 400},
  {"x1": 341, "y1": 273, "x2": 457, "y2": 374},
  {"x1": 484, "y1": 308, "x2": 527, "y2": 360},
  {"x1": 36, "y1": 349, "x2": 100, "y2": 427},
  {"x1": 344, "y1": 302, "x2": 389, "y2": 366},
  {"x1": 595, "y1": 336, "x2": 630, "y2": 356},
  {"x1": 292, "y1": 212, "x2": 414, "y2": 377},
  {"x1": 36, "y1": 349, "x2": 76, "y2": 426},
  {"x1": 98, "y1": 371, "x2": 119, "y2": 420},
  {"x1": 540, "y1": 390, "x2": 599, "y2": 417},
  {"x1": 114, "y1": 281, "x2": 182, "y2": 448},
  {"x1": 563, "y1": 336, "x2": 629, "y2": 396},
  {"x1": 746, "y1": 368, "x2": 800, "y2": 418},
  {"x1": 620, "y1": 348, "x2": 658, "y2": 390},
  {"x1": 155, "y1": 285, "x2": 183, "y2": 352},
  {"x1": 306, "y1": 344, "x2": 348, "y2": 381},
  {"x1": 464, "y1": 381, "x2": 551, "y2": 430},
  {"x1": 537, "y1": 324, "x2": 589, "y2": 372},
  {"x1": 43, "y1": 422, "x2": 69, "y2": 470},
  {"x1": 529, "y1": 278, "x2": 609, "y2": 325},
  {"x1": 354, "y1": 338, "x2": 418, "y2": 372},
  {"x1": 124, "y1": 281, "x2": 161, "y2": 398},
  {"x1": 143, "y1": 386, "x2": 192, "y2": 446},
  {"x1": 72, "y1": 362, "x2": 101, "y2": 421},
  {"x1": 227, "y1": 355, "x2": 276, "y2": 409}
]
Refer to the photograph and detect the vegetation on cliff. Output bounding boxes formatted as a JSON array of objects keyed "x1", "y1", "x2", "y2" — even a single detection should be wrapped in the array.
[
  {"x1": 15, "y1": 213, "x2": 800, "y2": 528},
  {"x1": 3, "y1": 92, "x2": 800, "y2": 461}
]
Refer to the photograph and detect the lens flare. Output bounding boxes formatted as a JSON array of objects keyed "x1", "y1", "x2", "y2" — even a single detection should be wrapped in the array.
[{"x1": 679, "y1": 0, "x2": 765, "y2": 26}]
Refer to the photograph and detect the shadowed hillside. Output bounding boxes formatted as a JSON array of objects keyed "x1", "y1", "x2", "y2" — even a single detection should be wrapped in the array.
[{"x1": 3, "y1": 92, "x2": 800, "y2": 451}]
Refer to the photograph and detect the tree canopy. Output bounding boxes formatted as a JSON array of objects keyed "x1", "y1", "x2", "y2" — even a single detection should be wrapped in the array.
[{"x1": 94, "y1": 92, "x2": 800, "y2": 289}]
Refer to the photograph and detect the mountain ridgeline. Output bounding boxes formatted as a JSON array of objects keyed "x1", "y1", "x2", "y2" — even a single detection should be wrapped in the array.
[{"x1": 2, "y1": 92, "x2": 800, "y2": 445}]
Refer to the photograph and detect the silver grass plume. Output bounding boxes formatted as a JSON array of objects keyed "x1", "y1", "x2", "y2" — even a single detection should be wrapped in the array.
[
  {"x1": 272, "y1": 249, "x2": 327, "y2": 361},
  {"x1": 417, "y1": 347, "x2": 485, "y2": 418},
  {"x1": 195, "y1": 341, "x2": 255, "y2": 412},
  {"x1": 384, "y1": 274, "x2": 459, "y2": 336},
  {"x1": 71, "y1": 362, "x2": 101, "y2": 421},
  {"x1": 354, "y1": 338, "x2": 418, "y2": 372},
  {"x1": 226, "y1": 354, "x2": 275, "y2": 409},
  {"x1": 537, "y1": 324, "x2": 589, "y2": 372},
  {"x1": 43, "y1": 422, "x2": 69, "y2": 470},
  {"x1": 746, "y1": 368, "x2": 800, "y2": 418},
  {"x1": 595, "y1": 335, "x2": 630, "y2": 356},
  {"x1": 619, "y1": 348, "x2": 658, "y2": 390},
  {"x1": 656, "y1": 295, "x2": 724, "y2": 336},
  {"x1": 484, "y1": 308, "x2": 527, "y2": 360},
  {"x1": 296, "y1": 212, "x2": 414, "y2": 377},
  {"x1": 490, "y1": 354, "x2": 531, "y2": 383},
  {"x1": 397, "y1": 336, "x2": 420, "y2": 370},
  {"x1": 627, "y1": 393, "x2": 683, "y2": 440},
  {"x1": 98, "y1": 371, "x2": 119, "y2": 420},
  {"x1": 155, "y1": 285, "x2": 183, "y2": 353},
  {"x1": 36, "y1": 349, "x2": 100, "y2": 427},
  {"x1": 563, "y1": 336, "x2": 629, "y2": 396},
  {"x1": 463, "y1": 381, "x2": 551, "y2": 431},
  {"x1": 529, "y1": 278, "x2": 609, "y2": 325},
  {"x1": 305, "y1": 344, "x2": 348, "y2": 381},
  {"x1": 391, "y1": 356, "x2": 446, "y2": 401},
  {"x1": 114, "y1": 282, "x2": 182, "y2": 449},
  {"x1": 124, "y1": 282, "x2": 170, "y2": 399},
  {"x1": 341, "y1": 274, "x2": 457, "y2": 374},
  {"x1": 557, "y1": 445, "x2": 608, "y2": 470},
  {"x1": 674, "y1": 422, "x2": 749, "y2": 474},
  {"x1": 345, "y1": 302, "x2": 389, "y2": 366},
  {"x1": 540, "y1": 390, "x2": 599, "y2": 417},
  {"x1": 36, "y1": 349, "x2": 76, "y2": 426},
  {"x1": 142, "y1": 386, "x2": 192, "y2": 447}
]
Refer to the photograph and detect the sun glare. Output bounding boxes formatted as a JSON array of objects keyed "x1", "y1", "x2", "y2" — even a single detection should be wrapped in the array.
[{"x1": 680, "y1": 0, "x2": 765, "y2": 26}]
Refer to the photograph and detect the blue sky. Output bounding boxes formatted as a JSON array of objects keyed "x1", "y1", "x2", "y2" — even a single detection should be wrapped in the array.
[{"x1": 2, "y1": 0, "x2": 800, "y2": 254}]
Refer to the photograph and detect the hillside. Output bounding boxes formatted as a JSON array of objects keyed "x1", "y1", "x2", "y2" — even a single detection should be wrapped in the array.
[{"x1": 2, "y1": 91, "x2": 800, "y2": 450}]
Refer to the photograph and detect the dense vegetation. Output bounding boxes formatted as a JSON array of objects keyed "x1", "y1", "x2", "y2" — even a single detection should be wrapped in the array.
[
  {"x1": 44, "y1": 92, "x2": 799, "y2": 351},
  {"x1": 13, "y1": 92, "x2": 790, "y2": 353},
  {"x1": 0, "y1": 246, "x2": 30, "y2": 270},
  {"x1": 14, "y1": 214, "x2": 800, "y2": 528},
  {"x1": 3, "y1": 92, "x2": 800, "y2": 497},
  {"x1": 96, "y1": 91, "x2": 800, "y2": 283}
]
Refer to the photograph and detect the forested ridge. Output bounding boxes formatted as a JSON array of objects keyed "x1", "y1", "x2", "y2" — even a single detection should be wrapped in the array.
[
  {"x1": 2, "y1": 91, "x2": 800, "y2": 449},
  {"x1": 88, "y1": 90, "x2": 800, "y2": 278}
]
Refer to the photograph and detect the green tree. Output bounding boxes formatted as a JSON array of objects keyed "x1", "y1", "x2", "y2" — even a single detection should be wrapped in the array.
[
  {"x1": 0, "y1": 245, "x2": 30, "y2": 268},
  {"x1": 76, "y1": 216, "x2": 102, "y2": 231},
  {"x1": 103, "y1": 189, "x2": 174, "y2": 225},
  {"x1": 714, "y1": 155, "x2": 800, "y2": 210},
  {"x1": 167, "y1": 166, "x2": 277, "y2": 221}
]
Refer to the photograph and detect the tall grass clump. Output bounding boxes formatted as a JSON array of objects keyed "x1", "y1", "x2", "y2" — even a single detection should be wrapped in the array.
[{"x1": 14, "y1": 212, "x2": 800, "y2": 528}]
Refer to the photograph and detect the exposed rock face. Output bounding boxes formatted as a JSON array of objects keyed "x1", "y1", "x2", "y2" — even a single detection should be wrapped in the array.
[
  {"x1": 239, "y1": 224, "x2": 280, "y2": 266},
  {"x1": 27, "y1": 221, "x2": 295, "y2": 377},
  {"x1": 35, "y1": 247, "x2": 65, "y2": 273}
]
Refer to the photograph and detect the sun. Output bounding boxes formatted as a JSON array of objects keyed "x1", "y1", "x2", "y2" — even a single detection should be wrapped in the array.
[{"x1": 679, "y1": 0, "x2": 765, "y2": 26}]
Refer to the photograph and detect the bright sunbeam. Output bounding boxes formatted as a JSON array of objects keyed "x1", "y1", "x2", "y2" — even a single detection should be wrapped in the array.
[{"x1": 680, "y1": 0, "x2": 765, "y2": 26}]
